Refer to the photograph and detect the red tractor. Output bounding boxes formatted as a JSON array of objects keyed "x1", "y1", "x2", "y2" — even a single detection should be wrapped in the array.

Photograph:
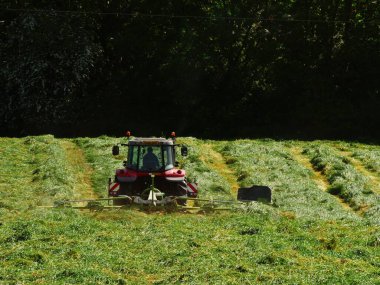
[
  {"x1": 47, "y1": 132, "x2": 271, "y2": 210},
  {"x1": 108, "y1": 134, "x2": 198, "y2": 206}
]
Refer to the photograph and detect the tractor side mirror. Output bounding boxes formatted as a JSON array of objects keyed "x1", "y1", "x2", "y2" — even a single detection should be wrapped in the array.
[
  {"x1": 181, "y1": 146, "x2": 188, "y2": 156},
  {"x1": 112, "y1": 145, "x2": 119, "y2": 156}
]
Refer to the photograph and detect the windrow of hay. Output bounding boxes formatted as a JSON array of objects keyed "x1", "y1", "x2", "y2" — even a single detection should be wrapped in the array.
[
  {"x1": 333, "y1": 145, "x2": 380, "y2": 196},
  {"x1": 0, "y1": 135, "x2": 79, "y2": 211},
  {"x1": 60, "y1": 140, "x2": 96, "y2": 200},
  {"x1": 198, "y1": 142, "x2": 240, "y2": 195},
  {"x1": 73, "y1": 136, "x2": 126, "y2": 197},
  {"x1": 1, "y1": 136, "x2": 379, "y2": 284},
  {"x1": 289, "y1": 146, "x2": 354, "y2": 213},
  {"x1": 303, "y1": 143, "x2": 380, "y2": 225},
  {"x1": 0, "y1": 137, "x2": 36, "y2": 211},
  {"x1": 177, "y1": 137, "x2": 235, "y2": 200},
  {"x1": 217, "y1": 140, "x2": 359, "y2": 222}
]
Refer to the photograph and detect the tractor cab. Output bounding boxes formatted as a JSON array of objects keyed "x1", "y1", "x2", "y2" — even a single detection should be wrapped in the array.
[
  {"x1": 126, "y1": 138, "x2": 177, "y2": 172},
  {"x1": 109, "y1": 136, "x2": 196, "y2": 202},
  {"x1": 112, "y1": 137, "x2": 188, "y2": 173}
]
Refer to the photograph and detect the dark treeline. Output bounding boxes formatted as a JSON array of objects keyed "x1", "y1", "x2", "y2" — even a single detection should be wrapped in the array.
[{"x1": 0, "y1": 1, "x2": 379, "y2": 140}]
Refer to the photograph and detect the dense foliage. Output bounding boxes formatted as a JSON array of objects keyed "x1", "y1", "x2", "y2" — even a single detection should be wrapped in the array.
[{"x1": 1, "y1": 1, "x2": 379, "y2": 139}]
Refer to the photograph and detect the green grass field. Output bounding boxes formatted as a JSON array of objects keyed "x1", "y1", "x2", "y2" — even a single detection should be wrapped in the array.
[{"x1": 1, "y1": 136, "x2": 379, "y2": 284}]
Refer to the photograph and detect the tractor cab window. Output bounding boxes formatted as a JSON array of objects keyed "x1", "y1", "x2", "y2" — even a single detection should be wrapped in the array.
[
  {"x1": 140, "y1": 146, "x2": 162, "y2": 171},
  {"x1": 163, "y1": 146, "x2": 174, "y2": 170},
  {"x1": 127, "y1": 145, "x2": 174, "y2": 172},
  {"x1": 127, "y1": 145, "x2": 139, "y2": 170}
]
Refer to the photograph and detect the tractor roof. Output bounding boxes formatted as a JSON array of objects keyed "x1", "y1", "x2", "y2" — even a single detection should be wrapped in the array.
[{"x1": 128, "y1": 137, "x2": 174, "y2": 145}]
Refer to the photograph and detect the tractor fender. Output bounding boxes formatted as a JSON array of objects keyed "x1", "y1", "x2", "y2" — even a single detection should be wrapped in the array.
[{"x1": 165, "y1": 176, "x2": 185, "y2": 182}]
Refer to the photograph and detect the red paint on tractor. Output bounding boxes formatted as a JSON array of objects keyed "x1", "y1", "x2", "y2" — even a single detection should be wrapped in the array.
[{"x1": 116, "y1": 168, "x2": 186, "y2": 179}]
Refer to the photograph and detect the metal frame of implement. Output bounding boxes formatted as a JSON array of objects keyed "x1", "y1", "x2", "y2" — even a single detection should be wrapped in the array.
[
  {"x1": 40, "y1": 171, "x2": 272, "y2": 211},
  {"x1": 41, "y1": 195, "x2": 270, "y2": 211},
  {"x1": 40, "y1": 197, "x2": 248, "y2": 211}
]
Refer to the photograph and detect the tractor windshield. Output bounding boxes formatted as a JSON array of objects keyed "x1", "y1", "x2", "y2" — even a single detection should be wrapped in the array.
[{"x1": 127, "y1": 145, "x2": 174, "y2": 172}]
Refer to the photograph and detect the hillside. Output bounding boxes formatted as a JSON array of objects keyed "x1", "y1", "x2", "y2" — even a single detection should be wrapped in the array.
[{"x1": 0, "y1": 136, "x2": 379, "y2": 284}]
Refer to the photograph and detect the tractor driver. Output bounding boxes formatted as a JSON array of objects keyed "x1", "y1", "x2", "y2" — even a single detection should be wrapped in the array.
[{"x1": 143, "y1": 146, "x2": 160, "y2": 170}]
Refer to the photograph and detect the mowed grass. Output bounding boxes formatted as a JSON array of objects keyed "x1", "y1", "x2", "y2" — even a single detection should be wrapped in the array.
[
  {"x1": 1, "y1": 209, "x2": 379, "y2": 284},
  {"x1": 0, "y1": 136, "x2": 379, "y2": 284},
  {"x1": 177, "y1": 138, "x2": 235, "y2": 200},
  {"x1": 73, "y1": 136, "x2": 127, "y2": 197},
  {"x1": 216, "y1": 140, "x2": 359, "y2": 222},
  {"x1": 0, "y1": 136, "x2": 76, "y2": 211},
  {"x1": 329, "y1": 141, "x2": 380, "y2": 175},
  {"x1": 302, "y1": 142, "x2": 380, "y2": 225}
]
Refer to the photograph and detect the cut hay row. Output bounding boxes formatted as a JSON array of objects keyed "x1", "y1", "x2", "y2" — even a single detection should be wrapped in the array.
[
  {"x1": 289, "y1": 146, "x2": 354, "y2": 213},
  {"x1": 197, "y1": 142, "x2": 240, "y2": 195},
  {"x1": 1, "y1": 136, "x2": 379, "y2": 284},
  {"x1": 337, "y1": 144, "x2": 380, "y2": 195},
  {"x1": 177, "y1": 138, "x2": 236, "y2": 201},
  {"x1": 73, "y1": 137, "x2": 126, "y2": 197},
  {"x1": 59, "y1": 140, "x2": 96, "y2": 200},
  {"x1": 0, "y1": 137, "x2": 36, "y2": 211},
  {"x1": 328, "y1": 141, "x2": 380, "y2": 173},
  {"x1": 0, "y1": 136, "x2": 78, "y2": 211},
  {"x1": 303, "y1": 143, "x2": 380, "y2": 225},
  {"x1": 216, "y1": 140, "x2": 359, "y2": 221}
]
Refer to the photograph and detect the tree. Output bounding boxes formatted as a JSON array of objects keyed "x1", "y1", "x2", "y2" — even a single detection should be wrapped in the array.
[{"x1": 0, "y1": 11, "x2": 102, "y2": 134}]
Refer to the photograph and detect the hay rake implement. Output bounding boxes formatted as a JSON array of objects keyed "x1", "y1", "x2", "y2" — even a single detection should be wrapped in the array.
[
  {"x1": 40, "y1": 132, "x2": 272, "y2": 212},
  {"x1": 42, "y1": 174, "x2": 272, "y2": 212}
]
